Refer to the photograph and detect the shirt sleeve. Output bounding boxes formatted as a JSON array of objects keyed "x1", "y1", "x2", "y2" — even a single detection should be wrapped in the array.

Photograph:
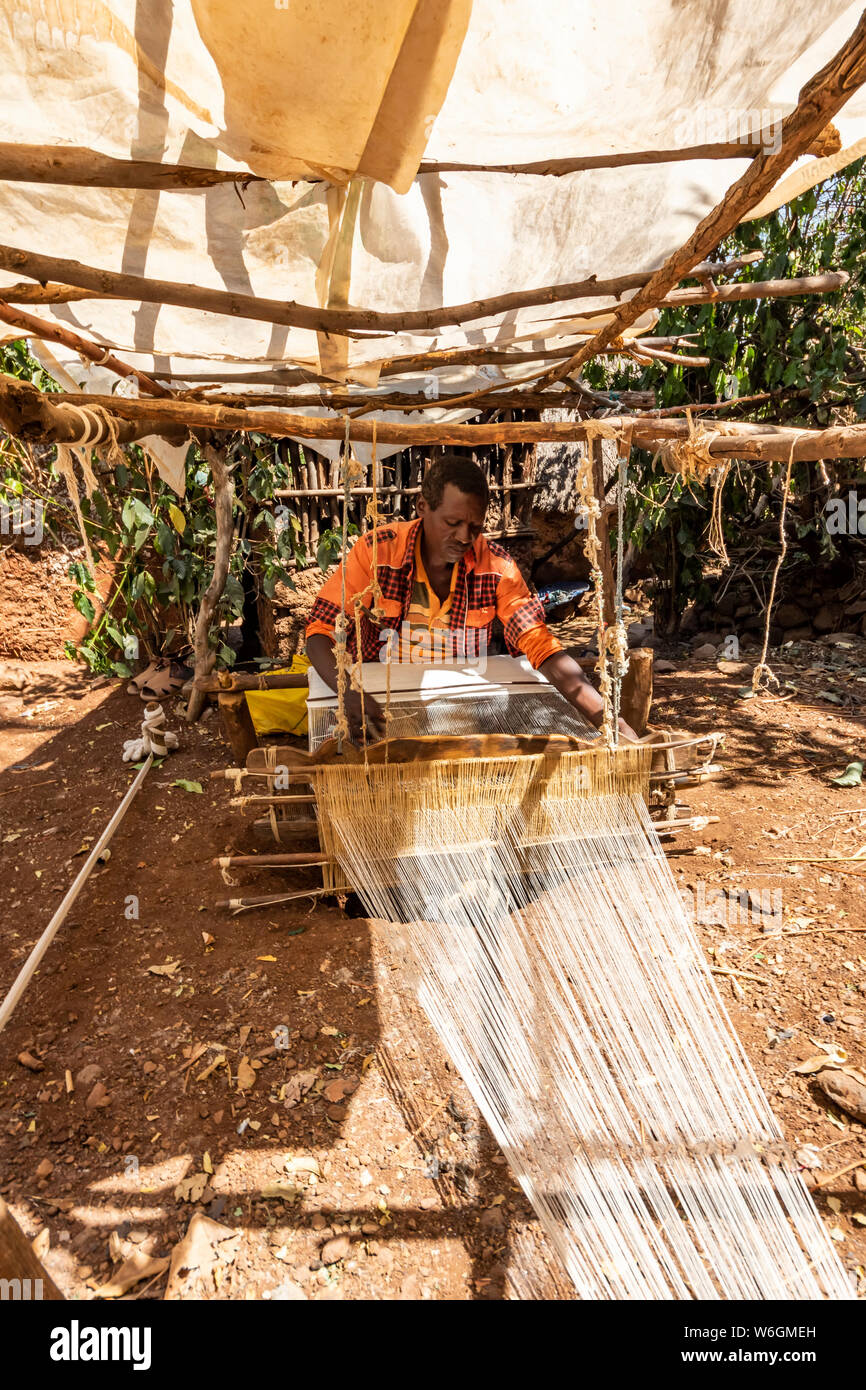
[
  {"x1": 494, "y1": 557, "x2": 563, "y2": 669},
  {"x1": 306, "y1": 533, "x2": 375, "y2": 644}
]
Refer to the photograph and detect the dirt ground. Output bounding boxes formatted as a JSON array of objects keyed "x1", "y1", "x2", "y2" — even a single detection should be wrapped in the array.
[{"x1": 1, "y1": 641, "x2": 866, "y2": 1300}]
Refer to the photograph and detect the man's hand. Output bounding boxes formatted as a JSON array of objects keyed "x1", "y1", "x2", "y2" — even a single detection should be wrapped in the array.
[{"x1": 343, "y1": 689, "x2": 385, "y2": 744}]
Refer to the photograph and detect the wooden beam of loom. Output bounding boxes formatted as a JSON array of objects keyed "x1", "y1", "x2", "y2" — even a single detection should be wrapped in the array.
[
  {"x1": 537, "y1": 8, "x2": 866, "y2": 387},
  {"x1": 0, "y1": 246, "x2": 762, "y2": 337},
  {"x1": 0, "y1": 299, "x2": 170, "y2": 397},
  {"x1": 4, "y1": 373, "x2": 866, "y2": 460}
]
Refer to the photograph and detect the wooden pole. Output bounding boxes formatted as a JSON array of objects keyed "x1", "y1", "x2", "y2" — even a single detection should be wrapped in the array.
[
  {"x1": 7, "y1": 376, "x2": 866, "y2": 459},
  {"x1": 539, "y1": 9, "x2": 866, "y2": 386},
  {"x1": 0, "y1": 298, "x2": 170, "y2": 397},
  {"x1": 418, "y1": 132, "x2": 840, "y2": 176},
  {"x1": 0, "y1": 143, "x2": 262, "y2": 190},
  {"x1": 217, "y1": 691, "x2": 259, "y2": 763},
  {"x1": 0, "y1": 755, "x2": 153, "y2": 1034},
  {"x1": 591, "y1": 438, "x2": 616, "y2": 629},
  {"x1": 0, "y1": 246, "x2": 772, "y2": 338},
  {"x1": 0, "y1": 1198, "x2": 64, "y2": 1300},
  {"x1": 186, "y1": 445, "x2": 234, "y2": 724}
]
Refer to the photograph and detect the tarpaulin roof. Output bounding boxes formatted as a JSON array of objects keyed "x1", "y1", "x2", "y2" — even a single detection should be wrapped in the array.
[{"x1": 2, "y1": 0, "x2": 866, "y2": 478}]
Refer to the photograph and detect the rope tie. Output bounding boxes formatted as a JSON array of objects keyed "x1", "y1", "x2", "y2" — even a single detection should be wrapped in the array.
[{"x1": 121, "y1": 702, "x2": 179, "y2": 762}]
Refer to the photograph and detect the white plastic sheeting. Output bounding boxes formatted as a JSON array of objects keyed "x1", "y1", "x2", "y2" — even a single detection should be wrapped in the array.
[{"x1": 1, "y1": 1, "x2": 865, "y2": 476}]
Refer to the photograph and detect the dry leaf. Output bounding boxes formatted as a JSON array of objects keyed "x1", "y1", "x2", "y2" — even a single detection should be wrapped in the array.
[
  {"x1": 284, "y1": 1157, "x2": 320, "y2": 1182},
  {"x1": 147, "y1": 961, "x2": 181, "y2": 978},
  {"x1": 174, "y1": 1171, "x2": 209, "y2": 1204},
  {"x1": 96, "y1": 1251, "x2": 169, "y2": 1298}
]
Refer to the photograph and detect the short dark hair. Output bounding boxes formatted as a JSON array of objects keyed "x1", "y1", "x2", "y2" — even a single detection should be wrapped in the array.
[{"x1": 421, "y1": 453, "x2": 489, "y2": 511}]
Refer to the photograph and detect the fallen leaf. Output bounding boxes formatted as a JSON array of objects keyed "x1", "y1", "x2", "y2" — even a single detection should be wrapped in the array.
[
  {"x1": 831, "y1": 760, "x2": 864, "y2": 788},
  {"x1": 257, "y1": 955, "x2": 277, "y2": 963},
  {"x1": 95, "y1": 1251, "x2": 169, "y2": 1298},
  {"x1": 173, "y1": 1171, "x2": 209, "y2": 1204},
  {"x1": 147, "y1": 960, "x2": 181, "y2": 978},
  {"x1": 171, "y1": 779, "x2": 203, "y2": 794}
]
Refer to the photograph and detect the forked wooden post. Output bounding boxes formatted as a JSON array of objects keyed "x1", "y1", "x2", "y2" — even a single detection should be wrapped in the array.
[{"x1": 186, "y1": 443, "x2": 234, "y2": 724}]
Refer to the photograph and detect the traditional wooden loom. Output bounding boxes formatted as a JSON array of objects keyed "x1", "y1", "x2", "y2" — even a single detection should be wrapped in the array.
[
  {"x1": 213, "y1": 425, "x2": 724, "y2": 908},
  {"x1": 206, "y1": 419, "x2": 854, "y2": 1300}
]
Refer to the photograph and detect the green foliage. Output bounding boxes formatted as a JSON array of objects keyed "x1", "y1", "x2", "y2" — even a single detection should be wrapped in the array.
[
  {"x1": 593, "y1": 159, "x2": 866, "y2": 623},
  {"x1": 0, "y1": 351, "x2": 315, "y2": 672},
  {"x1": 317, "y1": 523, "x2": 358, "y2": 574}
]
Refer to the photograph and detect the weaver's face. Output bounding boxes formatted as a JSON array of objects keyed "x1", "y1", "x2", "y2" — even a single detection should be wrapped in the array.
[{"x1": 418, "y1": 484, "x2": 487, "y2": 567}]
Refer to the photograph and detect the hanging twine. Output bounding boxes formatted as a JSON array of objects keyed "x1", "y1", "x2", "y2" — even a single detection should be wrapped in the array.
[
  {"x1": 334, "y1": 416, "x2": 365, "y2": 752},
  {"x1": 659, "y1": 408, "x2": 737, "y2": 565},
  {"x1": 752, "y1": 437, "x2": 798, "y2": 697},
  {"x1": 606, "y1": 433, "x2": 632, "y2": 743},
  {"x1": 575, "y1": 429, "x2": 614, "y2": 745}
]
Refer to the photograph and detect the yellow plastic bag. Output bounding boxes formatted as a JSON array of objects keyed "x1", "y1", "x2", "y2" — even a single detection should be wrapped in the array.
[{"x1": 244, "y1": 655, "x2": 309, "y2": 737}]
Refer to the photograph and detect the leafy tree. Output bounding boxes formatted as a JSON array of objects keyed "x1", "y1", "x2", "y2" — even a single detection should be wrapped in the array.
[{"x1": 587, "y1": 158, "x2": 866, "y2": 629}]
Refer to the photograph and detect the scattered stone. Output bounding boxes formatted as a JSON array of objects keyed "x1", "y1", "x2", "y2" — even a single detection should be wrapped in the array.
[
  {"x1": 816, "y1": 1069, "x2": 866, "y2": 1125},
  {"x1": 692, "y1": 643, "x2": 717, "y2": 661},
  {"x1": 814, "y1": 603, "x2": 843, "y2": 633},
  {"x1": 86, "y1": 1082, "x2": 110, "y2": 1110},
  {"x1": 35, "y1": 1158, "x2": 54, "y2": 1179},
  {"x1": 654, "y1": 660, "x2": 677, "y2": 674},
  {"x1": 480, "y1": 1207, "x2": 505, "y2": 1231},
  {"x1": 321, "y1": 1235, "x2": 350, "y2": 1265},
  {"x1": 75, "y1": 1064, "x2": 102, "y2": 1088},
  {"x1": 400, "y1": 1273, "x2": 421, "y2": 1300},
  {"x1": 775, "y1": 602, "x2": 809, "y2": 629},
  {"x1": 270, "y1": 1279, "x2": 307, "y2": 1301}
]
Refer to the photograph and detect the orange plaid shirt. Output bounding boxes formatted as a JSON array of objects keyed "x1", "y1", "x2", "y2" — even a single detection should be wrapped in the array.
[{"x1": 307, "y1": 519, "x2": 561, "y2": 669}]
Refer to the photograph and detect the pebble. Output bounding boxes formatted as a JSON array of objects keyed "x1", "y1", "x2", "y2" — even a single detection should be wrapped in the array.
[
  {"x1": 75, "y1": 1064, "x2": 102, "y2": 1087},
  {"x1": 400, "y1": 1274, "x2": 421, "y2": 1300},
  {"x1": 35, "y1": 1158, "x2": 53, "y2": 1178},
  {"x1": 321, "y1": 1235, "x2": 350, "y2": 1265}
]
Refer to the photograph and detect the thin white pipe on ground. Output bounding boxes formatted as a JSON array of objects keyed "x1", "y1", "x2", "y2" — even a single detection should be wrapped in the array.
[{"x1": 0, "y1": 753, "x2": 153, "y2": 1033}]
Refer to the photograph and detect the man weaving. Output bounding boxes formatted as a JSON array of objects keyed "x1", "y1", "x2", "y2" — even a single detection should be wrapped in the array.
[{"x1": 306, "y1": 454, "x2": 637, "y2": 744}]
